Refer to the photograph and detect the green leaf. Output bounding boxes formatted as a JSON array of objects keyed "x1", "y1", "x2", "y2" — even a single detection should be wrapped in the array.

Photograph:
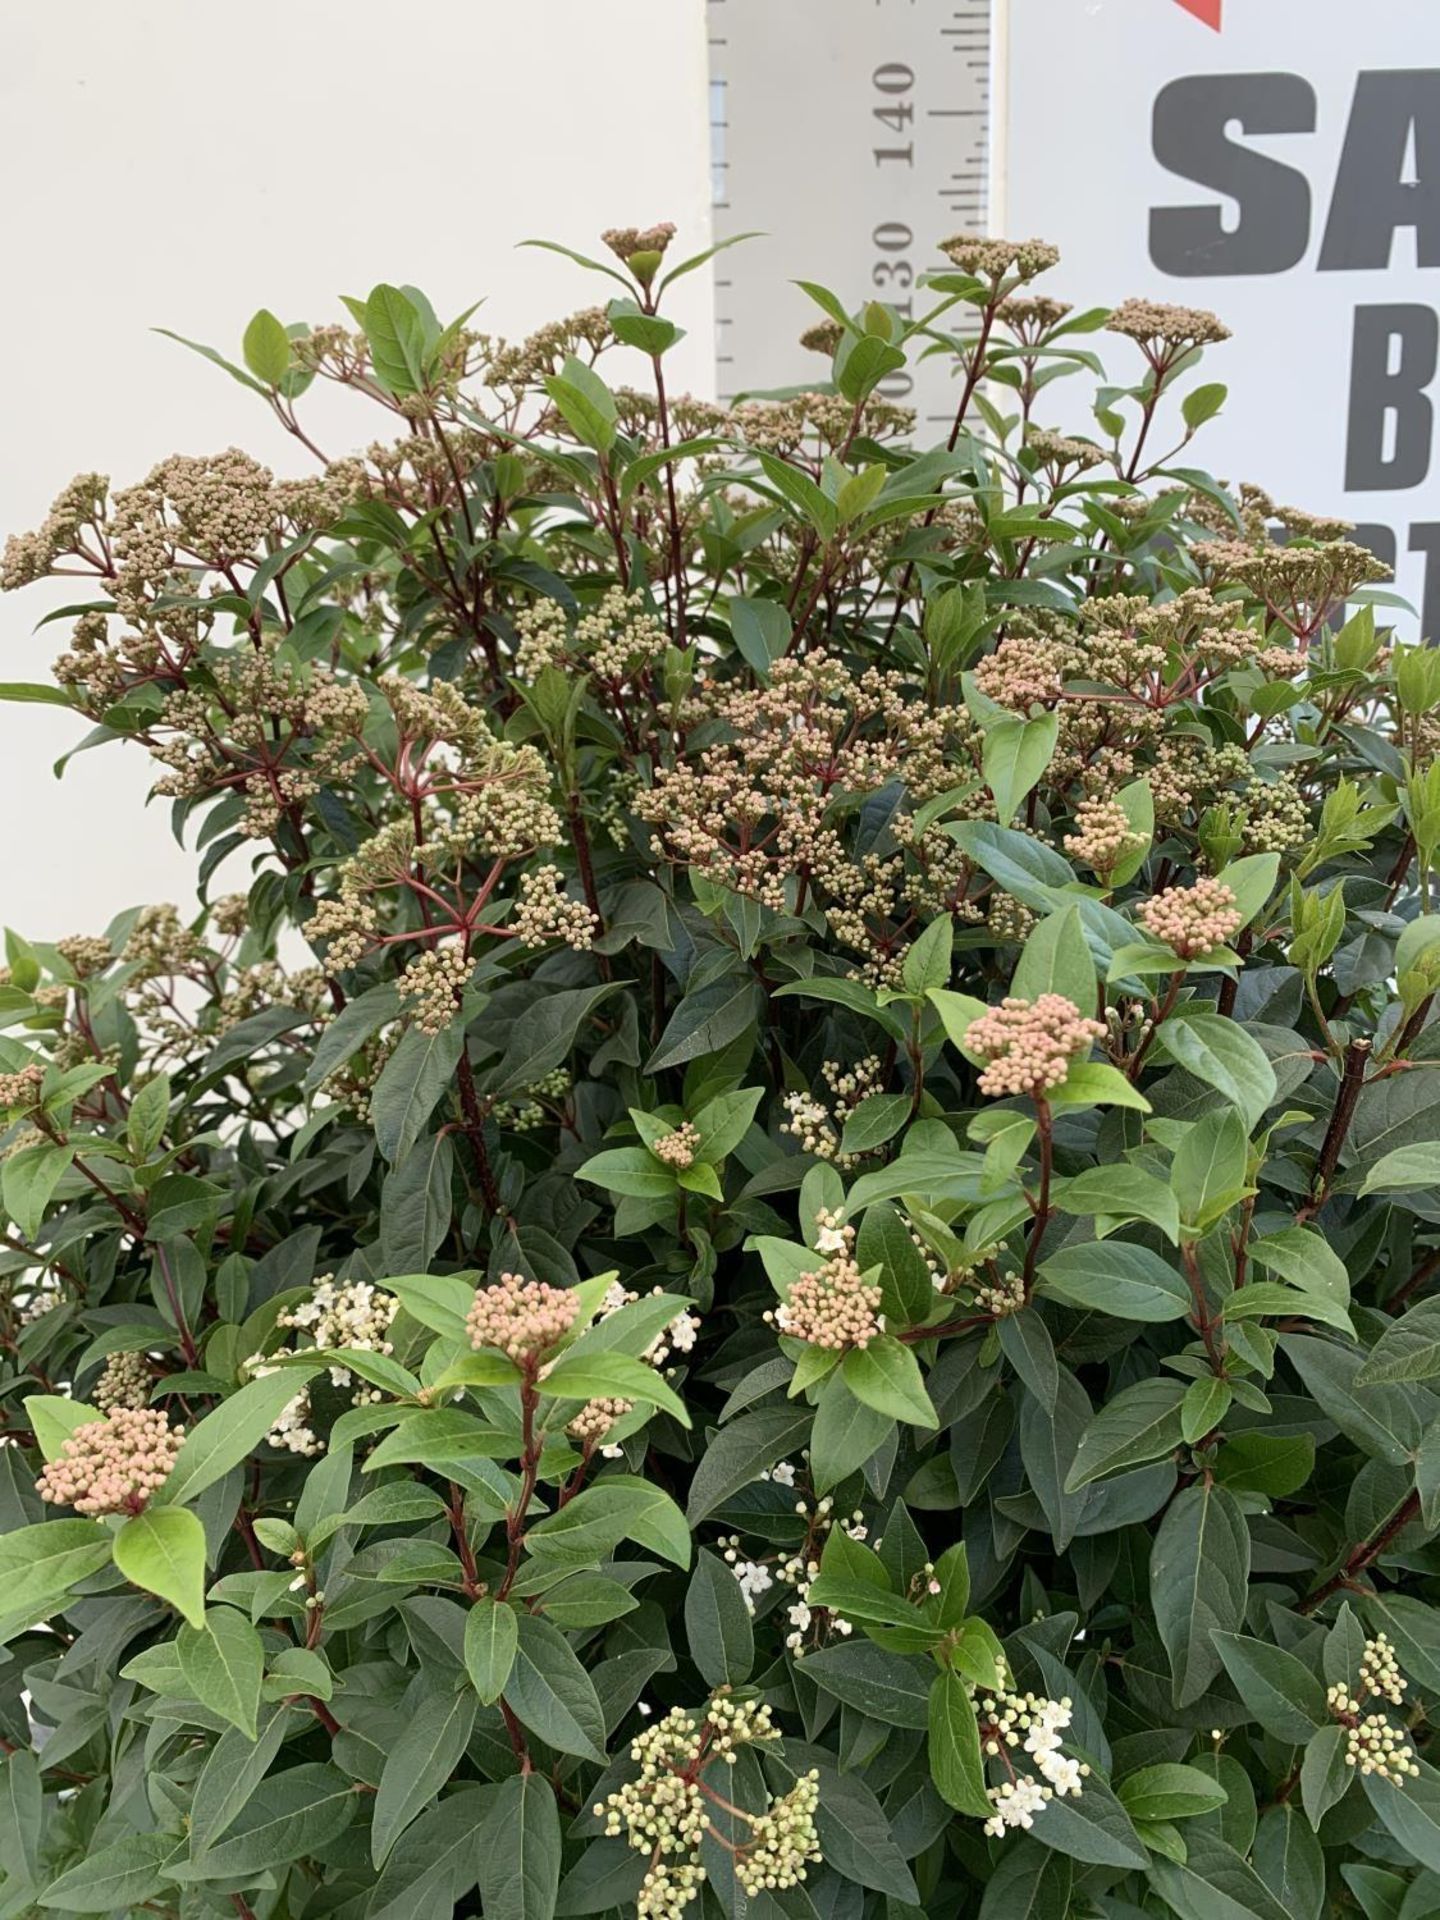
[
  {"x1": 113, "y1": 1505, "x2": 206, "y2": 1628},
  {"x1": 1172, "y1": 1105, "x2": 1250, "y2": 1230},
  {"x1": 503, "y1": 1613, "x2": 608, "y2": 1763},
  {"x1": 1357, "y1": 1297, "x2": 1440, "y2": 1385},
  {"x1": 575, "y1": 1144, "x2": 676, "y2": 1201},
  {"x1": 755, "y1": 451, "x2": 838, "y2": 540},
  {"x1": 928, "y1": 1669, "x2": 990, "y2": 1816},
  {"x1": 1284, "y1": 1333, "x2": 1422, "y2": 1464},
  {"x1": 1065, "y1": 1378, "x2": 1187, "y2": 1490},
  {"x1": 1182, "y1": 1375, "x2": 1233, "y2": 1443},
  {"x1": 1152, "y1": 1482, "x2": 1250, "y2": 1706},
  {"x1": 1146, "y1": 1826, "x2": 1294, "y2": 1920},
  {"x1": 1037, "y1": 1240, "x2": 1189, "y2": 1321},
  {"x1": 365, "y1": 1408, "x2": 514, "y2": 1477},
  {"x1": 24, "y1": 1394, "x2": 102, "y2": 1462},
  {"x1": 1225, "y1": 1282, "x2": 1354, "y2": 1337},
  {"x1": 383, "y1": 1270, "x2": 481, "y2": 1343},
  {"x1": 1215, "y1": 853, "x2": 1279, "y2": 930},
  {"x1": 1211, "y1": 1632, "x2": 1328, "y2": 1742},
  {"x1": 371, "y1": 1021, "x2": 465, "y2": 1165},
  {"x1": 241, "y1": 309, "x2": 291, "y2": 386},
  {"x1": 545, "y1": 355, "x2": 618, "y2": 452},
  {"x1": 154, "y1": 326, "x2": 267, "y2": 393},
  {"x1": 541, "y1": 1350, "x2": 690, "y2": 1425},
  {"x1": 1365, "y1": 1761, "x2": 1440, "y2": 1875},
  {"x1": 998, "y1": 1308, "x2": 1060, "y2": 1415},
  {"x1": 489, "y1": 983, "x2": 622, "y2": 1100},
  {"x1": 1299, "y1": 1723, "x2": 1351, "y2": 1828},
  {"x1": 841, "y1": 1336, "x2": 937, "y2": 1427},
  {"x1": 646, "y1": 975, "x2": 759, "y2": 1073},
  {"x1": 685, "y1": 1548, "x2": 755, "y2": 1687},
  {"x1": 3, "y1": 1142, "x2": 74, "y2": 1240},
  {"x1": 978, "y1": 1843, "x2": 1073, "y2": 1920},
  {"x1": 362, "y1": 283, "x2": 429, "y2": 396},
  {"x1": 126, "y1": 1072, "x2": 171, "y2": 1160},
  {"x1": 1214, "y1": 1431, "x2": 1315, "y2": 1499},
  {"x1": 692, "y1": 1086, "x2": 763, "y2": 1163},
  {"x1": 685, "y1": 1406, "x2": 813, "y2": 1523},
  {"x1": 479, "y1": 1772, "x2": 561, "y2": 1920},
  {"x1": 464, "y1": 1597, "x2": 518, "y2": 1705},
  {"x1": 949, "y1": 820, "x2": 1073, "y2": 908},
  {"x1": 178, "y1": 1607, "x2": 264, "y2": 1738},
  {"x1": 526, "y1": 1477, "x2": 690, "y2": 1569},
  {"x1": 810, "y1": 1368, "x2": 894, "y2": 1493},
  {"x1": 902, "y1": 914, "x2": 953, "y2": 995},
  {"x1": 1048, "y1": 1059, "x2": 1152, "y2": 1113},
  {"x1": 1010, "y1": 906, "x2": 1095, "y2": 1012},
  {"x1": 1253, "y1": 1804, "x2": 1324, "y2": 1920},
  {"x1": 856, "y1": 1202, "x2": 938, "y2": 1328},
  {"x1": 803, "y1": 1756, "x2": 917, "y2": 1900},
  {"x1": 1118, "y1": 1762, "x2": 1228, "y2": 1821},
  {"x1": 188, "y1": 1708, "x2": 293, "y2": 1851},
  {"x1": 1057, "y1": 1163, "x2": 1181, "y2": 1244},
  {"x1": 728, "y1": 596, "x2": 791, "y2": 678},
  {"x1": 1154, "y1": 1011, "x2": 1277, "y2": 1129},
  {"x1": 1248, "y1": 1226, "x2": 1349, "y2": 1306},
  {"x1": 0, "y1": 681, "x2": 73, "y2": 708},
  {"x1": 802, "y1": 1640, "x2": 931, "y2": 1726},
  {"x1": 1360, "y1": 1142, "x2": 1440, "y2": 1195},
  {"x1": 0, "y1": 1746, "x2": 41, "y2": 1891},
  {"x1": 1027, "y1": 1770, "x2": 1149, "y2": 1870},
  {"x1": 372, "y1": 1684, "x2": 477, "y2": 1866},
  {"x1": 983, "y1": 711, "x2": 1059, "y2": 826},
  {"x1": 39, "y1": 1833, "x2": 174, "y2": 1911},
  {"x1": 161, "y1": 1362, "x2": 323, "y2": 1506},
  {"x1": 839, "y1": 1091, "x2": 912, "y2": 1158},
  {"x1": 172, "y1": 1762, "x2": 356, "y2": 1879},
  {"x1": 1182, "y1": 381, "x2": 1227, "y2": 429},
  {"x1": 0, "y1": 1519, "x2": 114, "y2": 1644}
]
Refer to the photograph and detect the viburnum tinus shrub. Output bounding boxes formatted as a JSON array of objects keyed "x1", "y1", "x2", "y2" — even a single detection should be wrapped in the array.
[{"x1": 1, "y1": 219, "x2": 1439, "y2": 1920}]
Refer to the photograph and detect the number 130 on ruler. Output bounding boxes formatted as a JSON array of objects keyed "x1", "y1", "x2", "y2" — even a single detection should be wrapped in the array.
[{"x1": 707, "y1": 0, "x2": 994, "y2": 428}]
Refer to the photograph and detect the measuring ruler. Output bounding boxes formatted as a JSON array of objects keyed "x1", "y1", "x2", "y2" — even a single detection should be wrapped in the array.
[{"x1": 707, "y1": 0, "x2": 996, "y2": 433}]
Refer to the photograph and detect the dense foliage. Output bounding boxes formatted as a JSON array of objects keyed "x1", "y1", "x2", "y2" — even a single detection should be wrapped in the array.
[{"x1": 1, "y1": 220, "x2": 1439, "y2": 1920}]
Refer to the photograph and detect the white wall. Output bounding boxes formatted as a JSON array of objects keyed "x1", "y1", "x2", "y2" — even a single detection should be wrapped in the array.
[{"x1": 0, "y1": 0, "x2": 712, "y2": 940}]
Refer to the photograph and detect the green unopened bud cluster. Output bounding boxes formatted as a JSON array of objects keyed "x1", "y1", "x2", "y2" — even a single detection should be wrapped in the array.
[
  {"x1": 598, "y1": 1696, "x2": 822, "y2": 1918},
  {"x1": 1327, "y1": 1634, "x2": 1418, "y2": 1784}
]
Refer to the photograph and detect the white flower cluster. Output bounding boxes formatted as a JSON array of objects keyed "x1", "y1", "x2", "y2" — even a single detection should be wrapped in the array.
[
  {"x1": 780, "y1": 1057, "x2": 883, "y2": 1168},
  {"x1": 245, "y1": 1275, "x2": 397, "y2": 1457},
  {"x1": 719, "y1": 1484, "x2": 867, "y2": 1649},
  {"x1": 978, "y1": 1691, "x2": 1090, "y2": 1837}
]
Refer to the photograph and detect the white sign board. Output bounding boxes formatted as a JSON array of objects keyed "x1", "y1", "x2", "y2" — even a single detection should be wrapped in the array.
[{"x1": 998, "y1": 0, "x2": 1440, "y2": 637}]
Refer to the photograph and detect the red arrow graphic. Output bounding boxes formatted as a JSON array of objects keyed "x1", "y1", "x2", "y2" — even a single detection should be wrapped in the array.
[{"x1": 1174, "y1": 0, "x2": 1222, "y2": 26}]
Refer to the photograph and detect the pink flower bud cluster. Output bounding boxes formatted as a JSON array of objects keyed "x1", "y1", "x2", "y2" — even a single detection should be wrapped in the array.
[
  {"x1": 36, "y1": 1406, "x2": 183, "y2": 1517},
  {"x1": 1138, "y1": 878, "x2": 1242, "y2": 957},
  {"x1": 567, "y1": 1394, "x2": 632, "y2": 1446},
  {"x1": 1063, "y1": 798, "x2": 1141, "y2": 876},
  {"x1": 653, "y1": 1122, "x2": 699, "y2": 1170},
  {"x1": 968, "y1": 994, "x2": 1104, "y2": 1098},
  {"x1": 0, "y1": 1063, "x2": 45, "y2": 1111},
  {"x1": 466, "y1": 1271, "x2": 578, "y2": 1364},
  {"x1": 772, "y1": 1224, "x2": 882, "y2": 1351}
]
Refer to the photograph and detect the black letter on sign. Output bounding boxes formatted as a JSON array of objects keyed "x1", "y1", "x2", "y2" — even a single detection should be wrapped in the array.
[
  {"x1": 1345, "y1": 306, "x2": 1437, "y2": 491},
  {"x1": 1150, "y1": 73, "x2": 1315, "y2": 276},
  {"x1": 1408, "y1": 524, "x2": 1440, "y2": 646},
  {"x1": 1320, "y1": 70, "x2": 1440, "y2": 271}
]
